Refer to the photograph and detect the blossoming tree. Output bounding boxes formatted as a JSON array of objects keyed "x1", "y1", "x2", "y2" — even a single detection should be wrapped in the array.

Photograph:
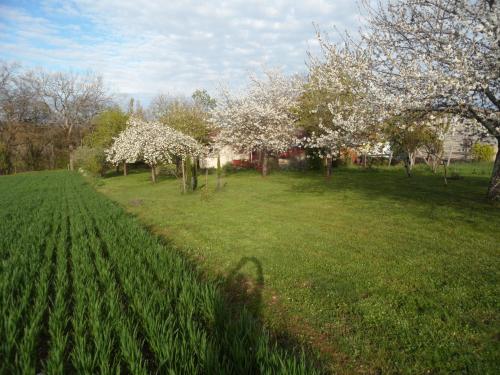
[
  {"x1": 303, "y1": 38, "x2": 387, "y2": 176},
  {"x1": 106, "y1": 117, "x2": 202, "y2": 184},
  {"x1": 211, "y1": 70, "x2": 303, "y2": 176},
  {"x1": 362, "y1": 0, "x2": 499, "y2": 199}
]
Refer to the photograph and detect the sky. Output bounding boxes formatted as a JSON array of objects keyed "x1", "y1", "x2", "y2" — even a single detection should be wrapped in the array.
[{"x1": 0, "y1": 0, "x2": 364, "y2": 104}]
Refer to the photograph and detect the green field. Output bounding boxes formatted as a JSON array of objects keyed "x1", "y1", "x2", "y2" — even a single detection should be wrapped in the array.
[
  {"x1": 96, "y1": 163, "x2": 500, "y2": 374},
  {"x1": 0, "y1": 171, "x2": 315, "y2": 374}
]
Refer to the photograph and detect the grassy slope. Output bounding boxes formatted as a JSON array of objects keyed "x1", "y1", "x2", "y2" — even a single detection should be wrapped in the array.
[{"x1": 97, "y1": 163, "x2": 500, "y2": 374}]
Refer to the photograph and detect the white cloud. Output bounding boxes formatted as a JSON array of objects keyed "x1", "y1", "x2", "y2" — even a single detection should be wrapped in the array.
[{"x1": 0, "y1": 0, "x2": 362, "y2": 103}]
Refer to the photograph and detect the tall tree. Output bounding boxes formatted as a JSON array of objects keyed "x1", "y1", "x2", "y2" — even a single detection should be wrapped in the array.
[
  {"x1": 192, "y1": 89, "x2": 217, "y2": 111},
  {"x1": 211, "y1": 70, "x2": 303, "y2": 176},
  {"x1": 0, "y1": 62, "x2": 52, "y2": 173},
  {"x1": 303, "y1": 39, "x2": 384, "y2": 176},
  {"x1": 158, "y1": 98, "x2": 211, "y2": 144},
  {"x1": 41, "y1": 71, "x2": 109, "y2": 169},
  {"x1": 154, "y1": 95, "x2": 213, "y2": 189},
  {"x1": 85, "y1": 108, "x2": 128, "y2": 149},
  {"x1": 362, "y1": 0, "x2": 499, "y2": 199}
]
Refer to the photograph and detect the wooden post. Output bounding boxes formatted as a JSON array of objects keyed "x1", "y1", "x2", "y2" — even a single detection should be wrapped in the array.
[{"x1": 181, "y1": 158, "x2": 186, "y2": 193}]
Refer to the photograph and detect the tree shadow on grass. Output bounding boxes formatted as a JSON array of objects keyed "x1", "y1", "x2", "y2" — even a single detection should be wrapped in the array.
[{"x1": 285, "y1": 168, "x2": 499, "y2": 213}]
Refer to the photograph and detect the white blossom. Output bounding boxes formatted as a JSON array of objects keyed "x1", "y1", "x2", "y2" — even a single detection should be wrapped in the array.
[
  {"x1": 106, "y1": 117, "x2": 202, "y2": 167},
  {"x1": 210, "y1": 70, "x2": 303, "y2": 156}
]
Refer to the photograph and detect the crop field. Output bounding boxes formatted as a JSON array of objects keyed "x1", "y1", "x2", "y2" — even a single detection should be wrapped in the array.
[{"x1": 0, "y1": 171, "x2": 315, "y2": 374}]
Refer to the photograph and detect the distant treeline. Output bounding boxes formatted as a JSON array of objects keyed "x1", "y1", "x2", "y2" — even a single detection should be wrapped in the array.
[{"x1": 0, "y1": 62, "x2": 111, "y2": 174}]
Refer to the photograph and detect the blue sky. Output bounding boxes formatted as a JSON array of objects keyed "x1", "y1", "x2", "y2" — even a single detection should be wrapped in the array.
[{"x1": 0, "y1": 0, "x2": 364, "y2": 103}]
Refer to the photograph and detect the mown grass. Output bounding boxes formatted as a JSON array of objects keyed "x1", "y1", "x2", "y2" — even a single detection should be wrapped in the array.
[
  {"x1": 97, "y1": 162, "x2": 500, "y2": 374},
  {"x1": 0, "y1": 171, "x2": 316, "y2": 374}
]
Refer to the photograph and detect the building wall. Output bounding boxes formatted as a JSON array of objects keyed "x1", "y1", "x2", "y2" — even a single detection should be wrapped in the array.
[
  {"x1": 200, "y1": 146, "x2": 249, "y2": 168},
  {"x1": 442, "y1": 129, "x2": 498, "y2": 161}
]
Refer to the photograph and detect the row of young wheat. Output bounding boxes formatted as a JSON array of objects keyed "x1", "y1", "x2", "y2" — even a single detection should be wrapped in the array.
[{"x1": 0, "y1": 171, "x2": 318, "y2": 374}]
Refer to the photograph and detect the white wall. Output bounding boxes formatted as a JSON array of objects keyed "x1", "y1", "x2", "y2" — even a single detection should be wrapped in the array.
[{"x1": 200, "y1": 146, "x2": 248, "y2": 168}]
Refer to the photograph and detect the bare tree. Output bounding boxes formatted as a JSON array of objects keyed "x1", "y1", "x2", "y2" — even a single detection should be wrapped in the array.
[
  {"x1": 41, "y1": 71, "x2": 109, "y2": 169},
  {"x1": 1, "y1": 62, "x2": 110, "y2": 172}
]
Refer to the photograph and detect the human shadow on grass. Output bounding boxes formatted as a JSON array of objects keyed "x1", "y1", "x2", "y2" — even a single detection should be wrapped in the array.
[
  {"x1": 113, "y1": 214, "x2": 325, "y2": 372},
  {"x1": 223, "y1": 256, "x2": 265, "y2": 318},
  {"x1": 218, "y1": 256, "x2": 327, "y2": 372}
]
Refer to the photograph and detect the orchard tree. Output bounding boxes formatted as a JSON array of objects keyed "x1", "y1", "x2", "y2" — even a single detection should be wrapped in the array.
[
  {"x1": 106, "y1": 117, "x2": 202, "y2": 184},
  {"x1": 294, "y1": 73, "x2": 337, "y2": 174},
  {"x1": 153, "y1": 94, "x2": 213, "y2": 189},
  {"x1": 211, "y1": 70, "x2": 303, "y2": 176},
  {"x1": 303, "y1": 38, "x2": 386, "y2": 177},
  {"x1": 362, "y1": 0, "x2": 500, "y2": 199}
]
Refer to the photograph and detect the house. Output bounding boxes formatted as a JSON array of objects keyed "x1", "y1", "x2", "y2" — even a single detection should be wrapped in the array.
[
  {"x1": 200, "y1": 146, "x2": 248, "y2": 168},
  {"x1": 442, "y1": 126, "x2": 498, "y2": 161}
]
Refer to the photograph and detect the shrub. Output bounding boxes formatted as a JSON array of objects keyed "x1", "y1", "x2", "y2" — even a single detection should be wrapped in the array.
[
  {"x1": 279, "y1": 157, "x2": 309, "y2": 171},
  {"x1": 73, "y1": 146, "x2": 106, "y2": 176},
  {"x1": 369, "y1": 157, "x2": 390, "y2": 166},
  {"x1": 222, "y1": 161, "x2": 236, "y2": 175},
  {"x1": 157, "y1": 163, "x2": 178, "y2": 177},
  {"x1": 471, "y1": 143, "x2": 495, "y2": 162}
]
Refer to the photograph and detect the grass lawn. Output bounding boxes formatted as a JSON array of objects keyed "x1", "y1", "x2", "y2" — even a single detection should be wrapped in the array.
[{"x1": 97, "y1": 163, "x2": 499, "y2": 374}]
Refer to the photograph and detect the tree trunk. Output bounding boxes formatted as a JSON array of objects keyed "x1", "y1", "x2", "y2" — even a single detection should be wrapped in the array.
[
  {"x1": 262, "y1": 150, "x2": 269, "y2": 177},
  {"x1": 388, "y1": 152, "x2": 393, "y2": 166},
  {"x1": 192, "y1": 158, "x2": 198, "y2": 190},
  {"x1": 325, "y1": 156, "x2": 332, "y2": 179},
  {"x1": 50, "y1": 143, "x2": 55, "y2": 169},
  {"x1": 69, "y1": 145, "x2": 74, "y2": 171},
  {"x1": 432, "y1": 157, "x2": 439, "y2": 173},
  {"x1": 123, "y1": 162, "x2": 127, "y2": 176},
  {"x1": 216, "y1": 155, "x2": 221, "y2": 190},
  {"x1": 176, "y1": 157, "x2": 182, "y2": 175},
  {"x1": 443, "y1": 160, "x2": 448, "y2": 186},
  {"x1": 151, "y1": 165, "x2": 156, "y2": 183},
  {"x1": 487, "y1": 138, "x2": 500, "y2": 201},
  {"x1": 404, "y1": 154, "x2": 412, "y2": 177},
  {"x1": 409, "y1": 153, "x2": 415, "y2": 169}
]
